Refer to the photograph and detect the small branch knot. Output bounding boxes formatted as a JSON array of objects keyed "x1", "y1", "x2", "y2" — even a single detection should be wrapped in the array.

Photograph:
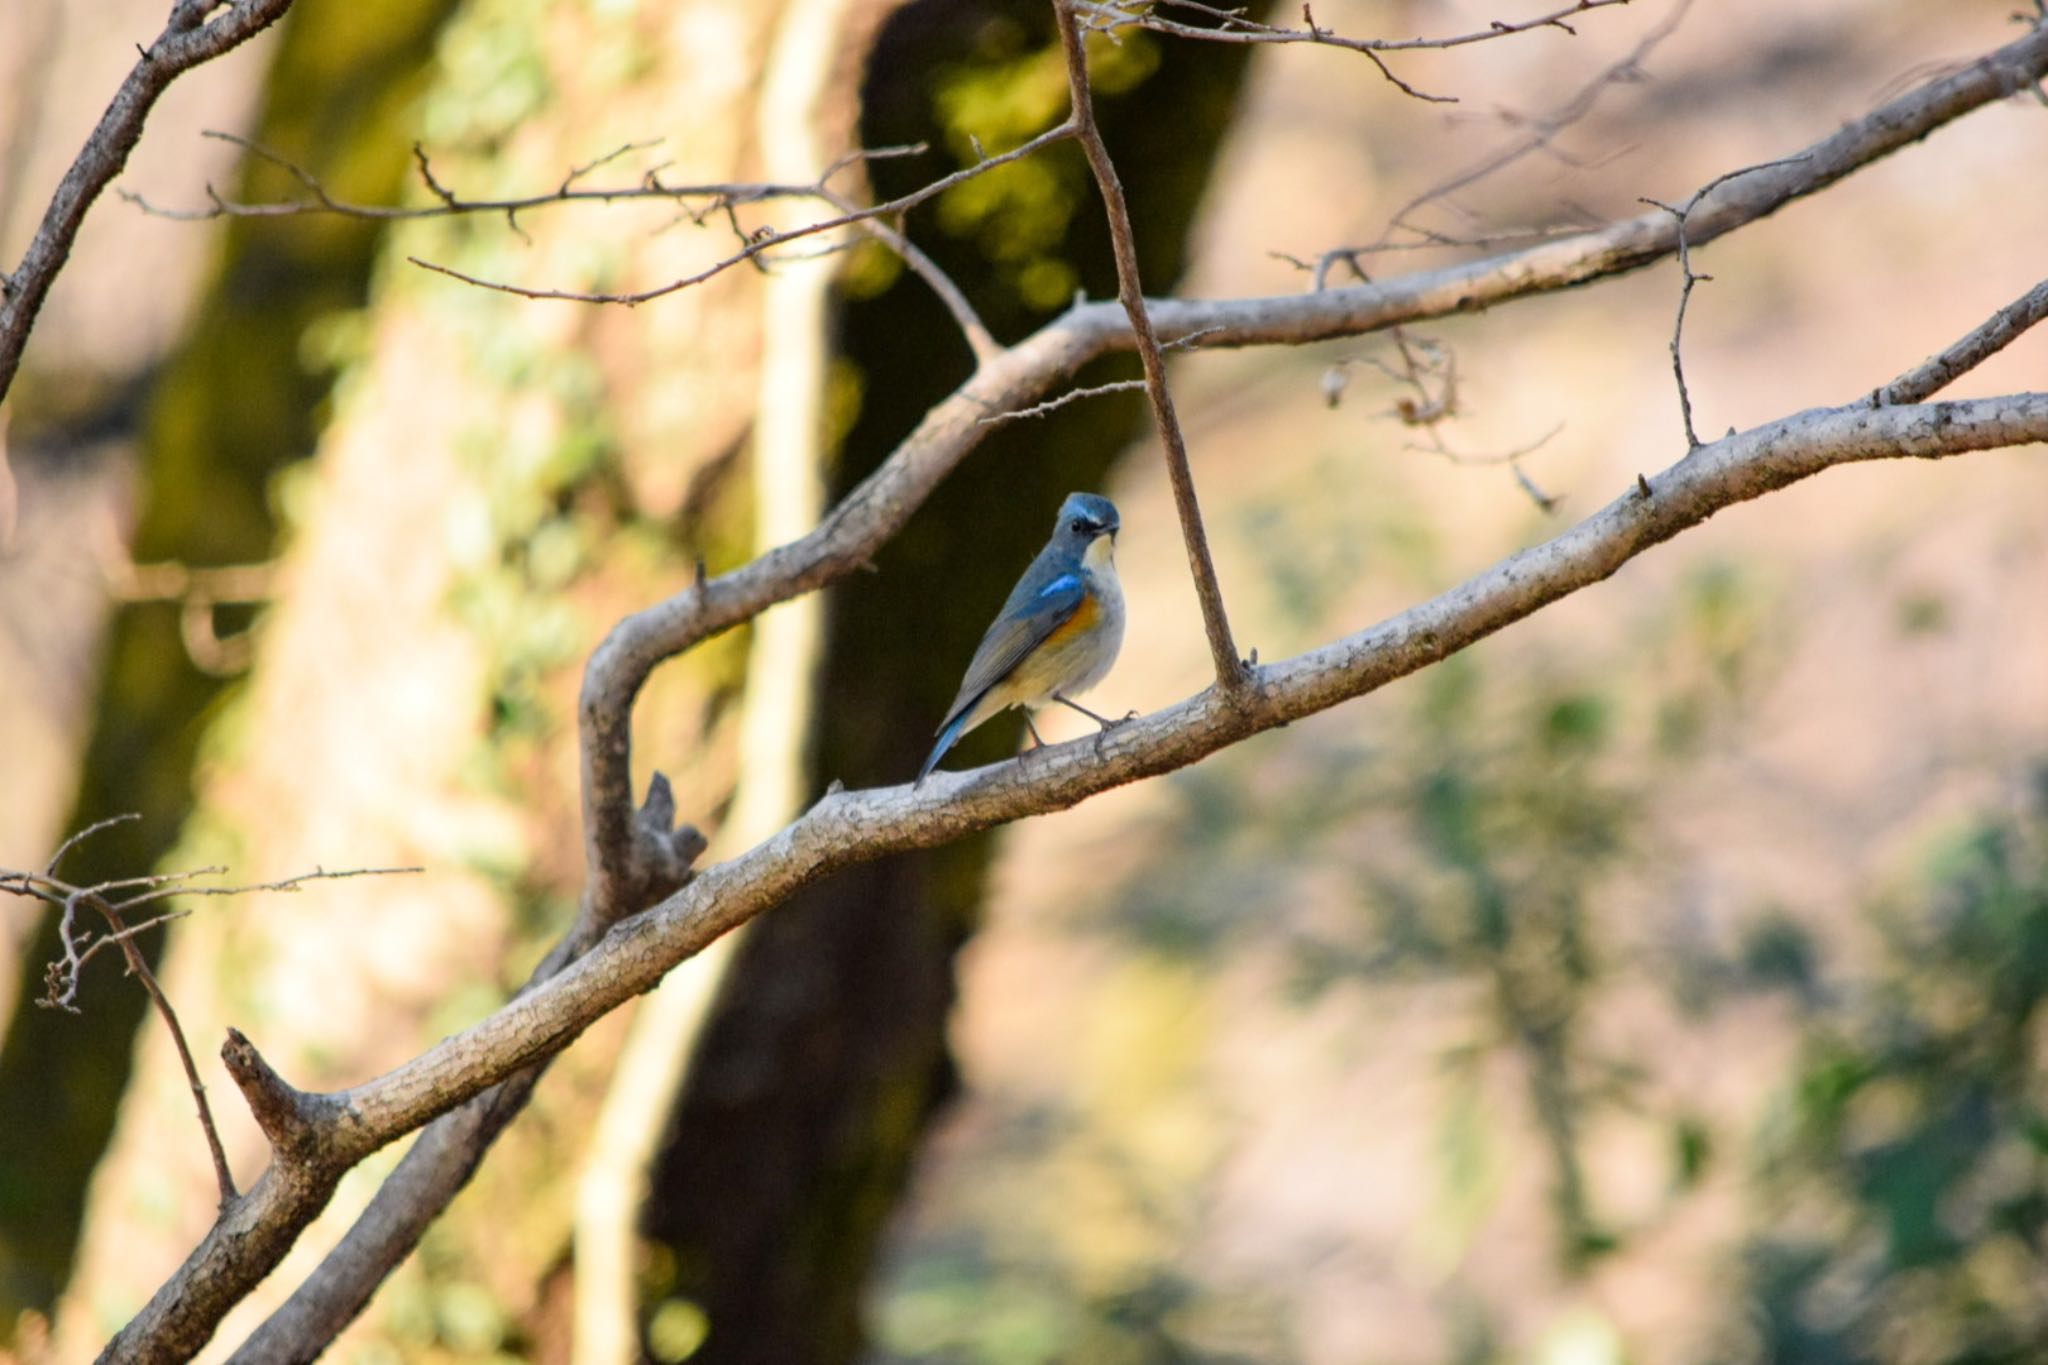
[
  {"x1": 631, "y1": 772, "x2": 709, "y2": 903},
  {"x1": 223, "y1": 1027, "x2": 318, "y2": 1159}
]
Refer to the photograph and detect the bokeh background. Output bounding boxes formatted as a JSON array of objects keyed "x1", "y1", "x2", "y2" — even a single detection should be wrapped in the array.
[{"x1": 3, "y1": 0, "x2": 2047, "y2": 1361}]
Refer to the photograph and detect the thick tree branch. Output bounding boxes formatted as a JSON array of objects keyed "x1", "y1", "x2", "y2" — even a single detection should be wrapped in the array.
[
  {"x1": 217, "y1": 796, "x2": 700, "y2": 1364},
  {"x1": 0, "y1": 0, "x2": 297, "y2": 407},
  {"x1": 223, "y1": 1055, "x2": 551, "y2": 1363},
  {"x1": 1055, "y1": 0, "x2": 1250, "y2": 695}
]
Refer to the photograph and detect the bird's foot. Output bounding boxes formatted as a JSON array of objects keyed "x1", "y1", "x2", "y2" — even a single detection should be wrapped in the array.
[
  {"x1": 1053, "y1": 692, "x2": 1131, "y2": 733},
  {"x1": 1091, "y1": 711, "x2": 1140, "y2": 754}
]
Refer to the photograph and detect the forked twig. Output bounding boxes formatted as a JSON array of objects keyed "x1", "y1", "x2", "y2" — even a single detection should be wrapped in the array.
[
  {"x1": 1641, "y1": 155, "x2": 1813, "y2": 448},
  {"x1": 401, "y1": 122, "x2": 1079, "y2": 312},
  {"x1": 2, "y1": 821, "x2": 419, "y2": 1209}
]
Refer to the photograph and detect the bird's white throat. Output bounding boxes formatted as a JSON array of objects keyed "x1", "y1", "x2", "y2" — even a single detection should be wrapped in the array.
[{"x1": 1082, "y1": 532, "x2": 1116, "y2": 574}]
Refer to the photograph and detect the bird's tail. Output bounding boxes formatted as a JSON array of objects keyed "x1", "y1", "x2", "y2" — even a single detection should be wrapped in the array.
[{"x1": 916, "y1": 711, "x2": 970, "y2": 788}]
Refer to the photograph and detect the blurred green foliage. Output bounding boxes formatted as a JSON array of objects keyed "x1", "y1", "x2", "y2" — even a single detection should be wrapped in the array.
[{"x1": 1735, "y1": 788, "x2": 2048, "y2": 1363}]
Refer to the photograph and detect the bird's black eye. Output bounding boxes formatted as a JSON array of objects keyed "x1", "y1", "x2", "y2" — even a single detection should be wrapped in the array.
[{"x1": 1069, "y1": 517, "x2": 1088, "y2": 534}]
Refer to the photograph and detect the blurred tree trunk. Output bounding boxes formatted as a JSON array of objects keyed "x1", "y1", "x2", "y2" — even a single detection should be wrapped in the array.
[
  {"x1": 642, "y1": 4, "x2": 1270, "y2": 1360},
  {"x1": 568, "y1": 1, "x2": 892, "y2": 1360},
  {"x1": 0, "y1": 0, "x2": 455, "y2": 1333},
  {"x1": 45, "y1": 0, "x2": 806, "y2": 1357}
]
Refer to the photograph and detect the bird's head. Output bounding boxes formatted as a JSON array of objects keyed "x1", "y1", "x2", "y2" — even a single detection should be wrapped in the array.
[{"x1": 1054, "y1": 492, "x2": 1119, "y2": 549}]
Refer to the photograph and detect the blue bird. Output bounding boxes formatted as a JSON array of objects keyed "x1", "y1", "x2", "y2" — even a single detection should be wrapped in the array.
[{"x1": 917, "y1": 492, "x2": 1128, "y2": 786}]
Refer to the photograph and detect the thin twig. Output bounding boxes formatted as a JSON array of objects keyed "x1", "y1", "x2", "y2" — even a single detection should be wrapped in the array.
[
  {"x1": 44, "y1": 811, "x2": 142, "y2": 876},
  {"x1": 1640, "y1": 155, "x2": 1815, "y2": 449},
  {"x1": 0, "y1": 854, "x2": 422, "y2": 1211},
  {"x1": 111, "y1": 862, "x2": 421, "y2": 912},
  {"x1": 1321, "y1": 290, "x2": 1560, "y2": 502},
  {"x1": 1874, "y1": 275, "x2": 2048, "y2": 407},
  {"x1": 126, "y1": 131, "x2": 1009, "y2": 360},
  {"x1": 1640, "y1": 197, "x2": 1708, "y2": 448},
  {"x1": 71, "y1": 908, "x2": 195, "y2": 969},
  {"x1": 978, "y1": 378, "x2": 1148, "y2": 424},
  {"x1": 124, "y1": 130, "x2": 924, "y2": 224},
  {"x1": 405, "y1": 122, "x2": 1080, "y2": 308},
  {"x1": 102, "y1": 896, "x2": 239, "y2": 1207},
  {"x1": 977, "y1": 327, "x2": 1217, "y2": 423},
  {"x1": 1402, "y1": 421, "x2": 1566, "y2": 469},
  {"x1": 1319, "y1": 0, "x2": 1693, "y2": 271},
  {"x1": 814, "y1": 187, "x2": 1000, "y2": 361},
  {"x1": 1075, "y1": 0, "x2": 1630, "y2": 102},
  {"x1": 1054, "y1": 0, "x2": 1250, "y2": 694}
]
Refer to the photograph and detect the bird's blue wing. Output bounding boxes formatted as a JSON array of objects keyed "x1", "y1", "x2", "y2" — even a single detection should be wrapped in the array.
[{"x1": 940, "y1": 571, "x2": 1086, "y2": 729}]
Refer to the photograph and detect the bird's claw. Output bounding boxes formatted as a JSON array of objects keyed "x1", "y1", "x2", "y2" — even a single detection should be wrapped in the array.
[{"x1": 1091, "y1": 709, "x2": 1138, "y2": 753}]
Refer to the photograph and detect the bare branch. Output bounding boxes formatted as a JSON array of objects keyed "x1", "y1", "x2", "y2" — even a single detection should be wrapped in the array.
[
  {"x1": 1327, "y1": 0, "x2": 1694, "y2": 269},
  {"x1": 1055, "y1": 0, "x2": 1250, "y2": 695},
  {"x1": 1, "y1": 854, "x2": 420, "y2": 1217},
  {"x1": 225, "y1": 1056, "x2": 551, "y2": 1365},
  {"x1": 221, "y1": 1028, "x2": 323, "y2": 1156},
  {"x1": 1641, "y1": 196, "x2": 1710, "y2": 447},
  {"x1": 1876, "y1": 275, "x2": 2048, "y2": 407},
  {"x1": 1404, "y1": 422, "x2": 1567, "y2": 470},
  {"x1": 109, "y1": 862, "x2": 419, "y2": 913},
  {"x1": 44, "y1": 811, "x2": 143, "y2": 877},
  {"x1": 406, "y1": 121, "x2": 1080, "y2": 310},
  {"x1": 127, "y1": 129, "x2": 1003, "y2": 359},
  {"x1": 977, "y1": 377, "x2": 1149, "y2": 424},
  {"x1": 122, "y1": 129, "x2": 922, "y2": 223},
  {"x1": 69, "y1": 908, "x2": 195, "y2": 967},
  {"x1": 104, "y1": 899, "x2": 240, "y2": 1206},
  {"x1": 1639, "y1": 155, "x2": 1818, "y2": 447},
  {"x1": 1076, "y1": 0, "x2": 1632, "y2": 103},
  {"x1": 814, "y1": 186, "x2": 1001, "y2": 361},
  {"x1": 0, "y1": 0, "x2": 299, "y2": 407}
]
